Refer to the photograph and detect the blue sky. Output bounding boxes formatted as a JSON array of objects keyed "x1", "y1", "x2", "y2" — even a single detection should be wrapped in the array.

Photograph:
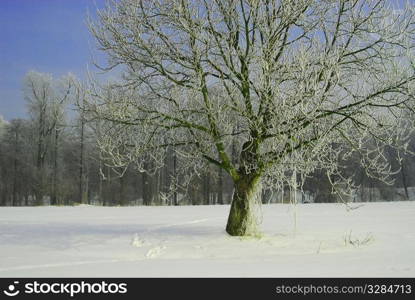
[
  {"x1": 0, "y1": 0, "x2": 409, "y2": 121},
  {"x1": 0, "y1": 0, "x2": 104, "y2": 120}
]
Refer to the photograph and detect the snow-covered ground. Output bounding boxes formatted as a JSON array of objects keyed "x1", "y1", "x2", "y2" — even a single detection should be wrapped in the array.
[{"x1": 0, "y1": 201, "x2": 414, "y2": 277}]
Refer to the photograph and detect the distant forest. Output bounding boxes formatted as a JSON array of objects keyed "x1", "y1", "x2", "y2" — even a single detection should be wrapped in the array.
[{"x1": 1, "y1": 71, "x2": 415, "y2": 206}]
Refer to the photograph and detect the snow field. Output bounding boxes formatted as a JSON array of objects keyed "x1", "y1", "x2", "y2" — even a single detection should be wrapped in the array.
[{"x1": 0, "y1": 201, "x2": 414, "y2": 277}]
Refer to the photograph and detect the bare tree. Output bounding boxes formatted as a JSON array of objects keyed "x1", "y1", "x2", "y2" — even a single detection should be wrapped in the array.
[
  {"x1": 89, "y1": 0, "x2": 415, "y2": 236},
  {"x1": 24, "y1": 71, "x2": 54, "y2": 204},
  {"x1": 24, "y1": 71, "x2": 71, "y2": 205},
  {"x1": 71, "y1": 77, "x2": 90, "y2": 204}
]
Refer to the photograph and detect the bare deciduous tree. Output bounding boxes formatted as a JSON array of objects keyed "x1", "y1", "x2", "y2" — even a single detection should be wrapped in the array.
[
  {"x1": 24, "y1": 71, "x2": 71, "y2": 204},
  {"x1": 89, "y1": 0, "x2": 415, "y2": 236}
]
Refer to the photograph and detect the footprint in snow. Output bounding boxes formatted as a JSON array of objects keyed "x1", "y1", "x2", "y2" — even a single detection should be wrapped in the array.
[
  {"x1": 131, "y1": 234, "x2": 148, "y2": 248},
  {"x1": 146, "y1": 246, "x2": 166, "y2": 258}
]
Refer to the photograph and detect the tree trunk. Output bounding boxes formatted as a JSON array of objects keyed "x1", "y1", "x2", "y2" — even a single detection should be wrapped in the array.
[
  {"x1": 119, "y1": 175, "x2": 126, "y2": 206},
  {"x1": 226, "y1": 174, "x2": 261, "y2": 236},
  {"x1": 203, "y1": 171, "x2": 210, "y2": 205},
  {"x1": 35, "y1": 107, "x2": 46, "y2": 206},
  {"x1": 142, "y1": 169, "x2": 151, "y2": 205},
  {"x1": 218, "y1": 168, "x2": 223, "y2": 205},
  {"x1": 98, "y1": 159, "x2": 103, "y2": 205},
  {"x1": 79, "y1": 117, "x2": 85, "y2": 204},
  {"x1": 400, "y1": 160, "x2": 409, "y2": 200},
  {"x1": 12, "y1": 127, "x2": 19, "y2": 206},
  {"x1": 51, "y1": 128, "x2": 59, "y2": 205},
  {"x1": 173, "y1": 150, "x2": 178, "y2": 206}
]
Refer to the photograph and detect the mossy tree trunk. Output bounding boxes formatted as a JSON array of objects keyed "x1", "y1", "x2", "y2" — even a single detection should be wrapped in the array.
[
  {"x1": 226, "y1": 173, "x2": 262, "y2": 236},
  {"x1": 225, "y1": 138, "x2": 263, "y2": 236}
]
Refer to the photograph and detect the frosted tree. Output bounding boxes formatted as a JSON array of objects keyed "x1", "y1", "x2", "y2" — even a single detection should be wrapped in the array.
[
  {"x1": 23, "y1": 71, "x2": 72, "y2": 204},
  {"x1": 69, "y1": 76, "x2": 90, "y2": 204},
  {"x1": 89, "y1": 0, "x2": 415, "y2": 236}
]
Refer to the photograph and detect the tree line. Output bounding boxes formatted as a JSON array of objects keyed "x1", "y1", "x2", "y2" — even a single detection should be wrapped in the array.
[
  {"x1": 0, "y1": 71, "x2": 414, "y2": 207},
  {"x1": 0, "y1": 71, "x2": 236, "y2": 206}
]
